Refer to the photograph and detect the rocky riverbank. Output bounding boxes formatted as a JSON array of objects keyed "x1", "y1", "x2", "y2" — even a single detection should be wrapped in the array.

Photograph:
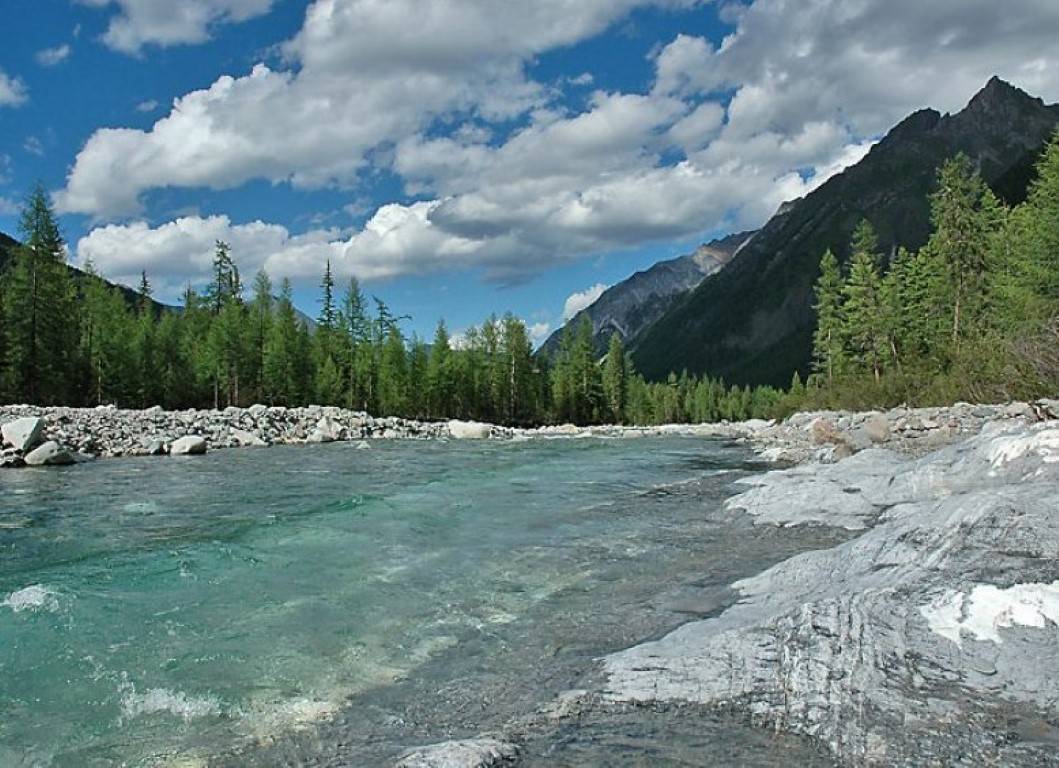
[
  {"x1": 1, "y1": 398, "x2": 1055, "y2": 468},
  {"x1": 388, "y1": 405, "x2": 1059, "y2": 767}
]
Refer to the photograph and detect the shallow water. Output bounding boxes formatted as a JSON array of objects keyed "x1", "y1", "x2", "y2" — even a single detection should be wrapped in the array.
[{"x1": 0, "y1": 437, "x2": 841, "y2": 767}]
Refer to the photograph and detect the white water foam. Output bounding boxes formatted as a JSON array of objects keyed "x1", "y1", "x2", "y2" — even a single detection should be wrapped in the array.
[
  {"x1": 3, "y1": 584, "x2": 60, "y2": 613},
  {"x1": 121, "y1": 686, "x2": 222, "y2": 722}
]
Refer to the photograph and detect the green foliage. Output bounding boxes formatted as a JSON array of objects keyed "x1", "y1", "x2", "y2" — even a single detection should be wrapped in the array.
[{"x1": 799, "y1": 142, "x2": 1059, "y2": 411}]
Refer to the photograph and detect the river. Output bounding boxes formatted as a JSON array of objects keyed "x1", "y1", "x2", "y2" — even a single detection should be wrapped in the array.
[{"x1": 0, "y1": 437, "x2": 842, "y2": 766}]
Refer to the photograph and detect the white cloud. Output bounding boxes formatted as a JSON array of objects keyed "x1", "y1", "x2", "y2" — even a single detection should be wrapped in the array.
[
  {"x1": 23, "y1": 137, "x2": 45, "y2": 157},
  {"x1": 64, "y1": 0, "x2": 1059, "y2": 289},
  {"x1": 0, "y1": 196, "x2": 19, "y2": 216},
  {"x1": 0, "y1": 70, "x2": 27, "y2": 108},
  {"x1": 59, "y1": 0, "x2": 700, "y2": 218},
  {"x1": 135, "y1": 99, "x2": 159, "y2": 112},
  {"x1": 36, "y1": 44, "x2": 72, "y2": 67},
  {"x1": 78, "y1": 0, "x2": 274, "y2": 53},
  {"x1": 0, "y1": 154, "x2": 12, "y2": 185},
  {"x1": 563, "y1": 283, "x2": 609, "y2": 321},
  {"x1": 528, "y1": 321, "x2": 552, "y2": 346}
]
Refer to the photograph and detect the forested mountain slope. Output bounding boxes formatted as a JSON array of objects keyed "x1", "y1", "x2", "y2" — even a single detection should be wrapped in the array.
[{"x1": 632, "y1": 77, "x2": 1059, "y2": 386}]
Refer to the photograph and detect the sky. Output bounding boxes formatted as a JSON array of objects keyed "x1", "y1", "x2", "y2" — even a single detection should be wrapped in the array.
[{"x1": 2, "y1": 1, "x2": 1059, "y2": 345}]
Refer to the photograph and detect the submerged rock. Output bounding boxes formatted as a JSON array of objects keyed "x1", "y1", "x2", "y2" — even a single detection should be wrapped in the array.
[{"x1": 394, "y1": 738, "x2": 518, "y2": 768}]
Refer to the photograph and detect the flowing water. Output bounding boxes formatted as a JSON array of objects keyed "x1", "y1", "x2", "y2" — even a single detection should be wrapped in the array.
[{"x1": 0, "y1": 437, "x2": 842, "y2": 767}]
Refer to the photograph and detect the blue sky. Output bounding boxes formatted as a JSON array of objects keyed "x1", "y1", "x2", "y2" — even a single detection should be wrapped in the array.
[{"x1": 2, "y1": 1, "x2": 1058, "y2": 345}]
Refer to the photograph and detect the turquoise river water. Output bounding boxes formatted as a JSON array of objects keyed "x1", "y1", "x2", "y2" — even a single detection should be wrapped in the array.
[{"x1": 0, "y1": 437, "x2": 842, "y2": 767}]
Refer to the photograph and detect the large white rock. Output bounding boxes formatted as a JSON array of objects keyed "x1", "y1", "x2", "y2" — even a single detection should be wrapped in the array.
[
  {"x1": 23, "y1": 441, "x2": 74, "y2": 466},
  {"x1": 2, "y1": 417, "x2": 44, "y2": 452},
  {"x1": 170, "y1": 435, "x2": 207, "y2": 455},
  {"x1": 447, "y1": 420, "x2": 492, "y2": 439},
  {"x1": 231, "y1": 429, "x2": 267, "y2": 447}
]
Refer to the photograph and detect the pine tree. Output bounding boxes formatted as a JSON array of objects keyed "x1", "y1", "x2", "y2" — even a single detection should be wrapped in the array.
[
  {"x1": 811, "y1": 249, "x2": 844, "y2": 388},
  {"x1": 841, "y1": 221, "x2": 886, "y2": 382},
  {"x1": 501, "y1": 314, "x2": 534, "y2": 424},
  {"x1": 3, "y1": 184, "x2": 76, "y2": 404},
  {"x1": 249, "y1": 270, "x2": 273, "y2": 403},
  {"x1": 338, "y1": 277, "x2": 370, "y2": 410},
  {"x1": 602, "y1": 332, "x2": 627, "y2": 424},
  {"x1": 928, "y1": 154, "x2": 1004, "y2": 348},
  {"x1": 428, "y1": 319, "x2": 453, "y2": 418},
  {"x1": 264, "y1": 278, "x2": 301, "y2": 405}
]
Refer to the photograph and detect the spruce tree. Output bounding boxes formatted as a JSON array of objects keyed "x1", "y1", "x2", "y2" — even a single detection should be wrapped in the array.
[
  {"x1": 841, "y1": 221, "x2": 886, "y2": 382},
  {"x1": 811, "y1": 249, "x2": 844, "y2": 388},
  {"x1": 3, "y1": 184, "x2": 76, "y2": 404}
]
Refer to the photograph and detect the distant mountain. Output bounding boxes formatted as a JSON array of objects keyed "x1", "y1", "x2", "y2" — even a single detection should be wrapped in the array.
[
  {"x1": 0, "y1": 230, "x2": 169, "y2": 314},
  {"x1": 632, "y1": 77, "x2": 1059, "y2": 386},
  {"x1": 539, "y1": 230, "x2": 755, "y2": 357},
  {"x1": 0, "y1": 232, "x2": 317, "y2": 328}
]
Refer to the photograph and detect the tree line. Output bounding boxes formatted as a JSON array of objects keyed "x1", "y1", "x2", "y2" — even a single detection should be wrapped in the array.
[
  {"x1": 799, "y1": 130, "x2": 1059, "y2": 410},
  {"x1": 0, "y1": 187, "x2": 782, "y2": 425}
]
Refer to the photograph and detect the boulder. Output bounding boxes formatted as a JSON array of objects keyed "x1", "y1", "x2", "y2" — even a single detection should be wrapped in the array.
[
  {"x1": 447, "y1": 420, "x2": 492, "y2": 439},
  {"x1": 2, "y1": 417, "x2": 45, "y2": 452},
  {"x1": 306, "y1": 429, "x2": 334, "y2": 444},
  {"x1": 23, "y1": 441, "x2": 75, "y2": 466},
  {"x1": 808, "y1": 417, "x2": 842, "y2": 445},
  {"x1": 144, "y1": 439, "x2": 168, "y2": 456},
  {"x1": 316, "y1": 416, "x2": 343, "y2": 441},
  {"x1": 170, "y1": 435, "x2": 207, "y2": 455},
  {"x1": 231, "y1": 428, "x2": 267, "y2": 447},
  {"x1": 861, "y1": 412, "x2": 891, "y2": 443},
  {"x1": 248, "y1": 403, "x2": 269, "y2": 418}
]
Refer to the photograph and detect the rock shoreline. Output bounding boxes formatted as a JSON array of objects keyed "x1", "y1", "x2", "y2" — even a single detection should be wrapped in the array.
[
  {"x1": 384, "y1": 401, "x2": 1059, "y2": 767},
  {"x1": 601, "y1": 417, "x2": 1059, "y2": 766},
  {"x1": 1, "y1": 398, "x2": 1054, "y2": 468}
]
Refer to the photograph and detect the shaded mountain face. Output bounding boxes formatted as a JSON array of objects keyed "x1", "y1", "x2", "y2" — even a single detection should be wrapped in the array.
[
  {"x1": 631, "y1": 77, "x2": 1059, "y2": 387},
  {"x1": 539, "y1": 230, "x2": 755, "y2": 357}
]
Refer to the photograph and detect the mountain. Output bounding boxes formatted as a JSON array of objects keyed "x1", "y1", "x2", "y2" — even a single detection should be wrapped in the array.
[
  {"x1": 539, "y1": 230, "x2": 755, "y2": 357},
  {"x1": 0, "y1": 232, "x2": 317, "y2": 327},
  {"x1": 631, "y1": 77, "x2": 1059, "y2": 387},
  {"x1": 0, "y1": 230, "x2": 169, "y2": 314}
]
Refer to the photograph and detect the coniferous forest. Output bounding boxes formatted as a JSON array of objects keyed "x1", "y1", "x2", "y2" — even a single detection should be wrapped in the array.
[
  {"x1": 4, "y1": 131, "x2": 1059, "y2": 426},
  {"x1": 796, "y1": 131, "x2": 1059, "y2": 412},
  {"x1": 0, "y1": 189, "x2": 781, "y2": 425}
]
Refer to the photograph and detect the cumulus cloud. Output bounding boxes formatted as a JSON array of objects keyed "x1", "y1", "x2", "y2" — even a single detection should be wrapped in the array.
[
  {"x1": 0, "y1": 70, "x2": 27, "y2": 108},
  {"x1": 66, "y1": 0, "x2": 1059, "y2": 288},
  {"x1": 59, "y1": 0, "x2": 699, "y2": 218},
  {"x1": 36, "y1": 44, "x2": 72, "y2": 67},
  {"x1": 78, "y1": 0, "x2": 274, "y2": 53},
  {"x1": 563, "y1": 284, "x2": 609, "y2": 321},
  {"x1": 135, "y1": 99, "x2": 158, "y2": 112}
]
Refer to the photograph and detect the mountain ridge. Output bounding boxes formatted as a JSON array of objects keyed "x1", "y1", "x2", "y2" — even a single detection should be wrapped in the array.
[
  {"x1": 631, "y1": 77, "x2": 1059, "y2": 386},
  {"x1": 539, "y1": 230, "x2": 755, "y2": 357}
]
